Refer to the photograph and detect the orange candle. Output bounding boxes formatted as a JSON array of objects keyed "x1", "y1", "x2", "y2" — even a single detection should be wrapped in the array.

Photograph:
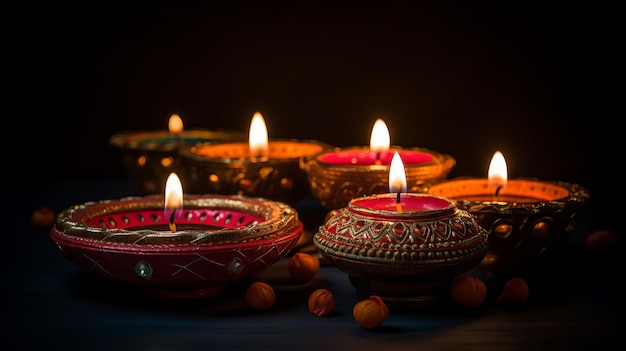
[{"x1": 428, "y1": 151, "x2": 571, "y2": 203}]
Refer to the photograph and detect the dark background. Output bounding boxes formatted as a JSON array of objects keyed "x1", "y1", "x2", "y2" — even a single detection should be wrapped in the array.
[{"x1": 15, "y1": 2, "x2": 615, "y2": 205}]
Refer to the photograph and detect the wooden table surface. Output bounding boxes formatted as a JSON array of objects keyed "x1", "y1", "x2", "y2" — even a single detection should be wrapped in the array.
[{"x1": 5, "y1": 179, "x2": 621, "y2": 351}]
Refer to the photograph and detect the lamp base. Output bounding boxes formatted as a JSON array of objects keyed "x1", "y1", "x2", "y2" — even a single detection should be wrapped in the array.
[
  {"x1": 349, "y1": 275, "x2": 447, "y2": 308},
  {"x1": 143, "y1": 285, "x2": 227, "y2": 300}
]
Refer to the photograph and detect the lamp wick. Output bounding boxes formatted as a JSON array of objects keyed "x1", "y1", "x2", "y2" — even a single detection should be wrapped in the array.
[
  {"x1": 169, "y1": 209, "x2": 177, "y2": 233},
  {"x1": 395, "y1": 192, "x2": 403, "y2": 213},
  {"x1": 495, "y1": 185, "x2": 502, "y2": 198}
]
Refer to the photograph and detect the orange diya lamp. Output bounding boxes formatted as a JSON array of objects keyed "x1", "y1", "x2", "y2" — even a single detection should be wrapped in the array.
[
  {"x1": 110, "y1": 113, "x2": 246, "y2": 195},
  {"x1": 314, "y1": 153, "x2": 488, "y2": 308},
  {"x1": 50, "y1": 172, "x2": 303, "y2": 299},
  {"x1": 301, "y1": 119, "x2": 456, "y2": 210},
  {"x1": 179, "y1": 112, "x2": 331, "y2": 206},
  {"x1": 426, "y1": 151, "x2": 590, "y2": 279}
]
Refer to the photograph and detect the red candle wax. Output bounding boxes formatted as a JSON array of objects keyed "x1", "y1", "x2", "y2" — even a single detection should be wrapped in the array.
[
  {"x1": 318, "y1": 148, "x2": 433, "y2": 165},
  {"x1": 350, "y1": 193, "x2": 455, "y2": 218},
  {"x1": 85, "y1": 209, "x2": 266, "y2": 230}
]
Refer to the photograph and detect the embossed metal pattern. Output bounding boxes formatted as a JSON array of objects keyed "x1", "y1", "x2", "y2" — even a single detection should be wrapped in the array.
[{"x1": 315, "y1": 199, "x2": 488, "y2": 267}]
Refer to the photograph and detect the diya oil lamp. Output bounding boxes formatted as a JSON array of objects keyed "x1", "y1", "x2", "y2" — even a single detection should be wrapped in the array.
[
  {"x1": 50, "y1": 173, "x2": 303, "y2": 299},
  {"x1": 110, "y1": 113, "x2": 246, "y2": 195},
  {"x1": 300, "y1": 119, "x2": 456, "y2": 210},
  {"x1": 425, "y1": 151, "x2": 590, "y2": 280},
  {"x1": 179, "y1": 112, "x2": 332, "y2": 207},
  {"x1": 314, "y1": 152, "x2": 489, "y2": 308}
]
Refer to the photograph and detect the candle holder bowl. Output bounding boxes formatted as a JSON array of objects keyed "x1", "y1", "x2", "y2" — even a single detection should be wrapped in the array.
[
  {"x1": 314, "y1": 193, "x2": 489, "y2": 308},
  {"x1": 50, "y1": 194, "x2": 303, "y2": 299},
  {"x1": 178, "y1": 139, "x2": 332, "y2": 207},
  {"x1": 301, "y1": 146, "x2": 456, "y2": 210},
  {"x1": 110, "y1": 129, "x2": 246, "y2": 195},
  {"x1": 425, "y1": 178, "x2": 590, "y2": 280}
]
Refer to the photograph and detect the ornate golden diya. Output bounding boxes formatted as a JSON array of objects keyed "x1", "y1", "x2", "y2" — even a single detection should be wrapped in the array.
[
  {"x1": 110, "y1": 113, "x2": 246, "y2": 194},
  {"x1": 178, "y1": 112, "x2": 331, "y2": 206},
  {"x1": 301, "y1": 119, "x2": 455, "y2": 210},
  {"x1": 50, "y1": 173, "x2": 303, "y2": 299},
  {"x1": 314, "y1": 153, "x2": 488, "y2": 307},
  {"x1": 425, "y1": 151, "x2": 590, "y2": 280}
]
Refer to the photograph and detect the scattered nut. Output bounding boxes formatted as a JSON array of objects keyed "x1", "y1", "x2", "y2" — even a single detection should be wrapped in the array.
[
  {"x1": 352, "y1": 295, "x2": 389, "y2": 330},
  {"x1": 245, "y1": 282, "x2": 276, "y2": 311},
  {"x1": 584, "y1": 230, "x2": 617, "y2": 254},
  {"x1": 31, "y1": 207, "x2": 56, "y2": 229},
  {"x1": 497, "y1": 277, "x2": 529, "y2": 304},
  {"x1": 450, "y1": 275, "x2": 487, "y2": 308},
  {"x1": 308, "y1": 288, "x2": 335, "y2": 317},
  {"x1": 288, "y1": 252, "x2": 320, "y2": 282}
]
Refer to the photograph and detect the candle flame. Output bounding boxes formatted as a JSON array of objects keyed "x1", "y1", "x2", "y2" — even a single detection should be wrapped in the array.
[
  {"x1": 164, "y1": 172, "x2": 183, "y2": 232},
  {"x1": 168, "y1": 114, "x2": 184, "y2": 134},
  {"x1": 389, "y1": 151, "x2": 407, "y2": 191},
  {"x1": 389, "y1": 152, "x2": 407, "y2": 212},
  {"x1": 488, "y1": 151, "x2": 508, "y2": 190},
  {"x1": 249, "y1": 112, "x2": 269, "y2": 158},
  {"x1": 370, "y1": 119, "x2": 391, "y2": 153}
]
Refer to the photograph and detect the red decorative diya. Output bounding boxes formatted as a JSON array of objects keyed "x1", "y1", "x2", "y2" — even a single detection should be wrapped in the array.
[
  {"x1": 314, "y1": 193, "x2": 489, "y2": 307},
  {"x1": 301, "y1": 146, "x2": 456, "y2": 209},
  {"x1": 50, "y1": 194, "x2": 303, "y2": 298}
]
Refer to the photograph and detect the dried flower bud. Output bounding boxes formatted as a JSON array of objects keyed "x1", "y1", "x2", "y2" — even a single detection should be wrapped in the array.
[
  {"x1": 31, "y1": 207, "x2": 56, "y2": 229},
  {"x1": 288, "y1": 252, "x2": 320, "y2": 282},
  {"x1": 245, "y1": 282, "x2": 276, "y2": 310},
  {"x1": 584, "y1": 230, "x2": 617, "y2": 254},
  {"x1": 497, "y1": 277, "x2": 529, "y2": 304},
  {"x1": 352, "y1": 295, "x2": 389, "y2": 330},
  {"x1": 450, "y1": 275, "x2": 487, "y2": 308},
  {"x1": 308, "y1": 289, "x2": 335, "y2": 317}
]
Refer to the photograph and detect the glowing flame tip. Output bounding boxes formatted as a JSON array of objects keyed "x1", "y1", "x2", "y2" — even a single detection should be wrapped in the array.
[
  {"x1": 249, "y1": 112, "x2": 269, "y2": 157},
  {"x1": 168, "y1": 114, "x2": 184, "y2": 134},
  {"x1": 488, "y1": 151, "x2": 508, "y2": 187},
  {"x1": 389, "y1": 151, "x2": 407, "y2": 193},
  {"x1": 370, "y1": 119, "x2": 390, "y2": 152}
]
